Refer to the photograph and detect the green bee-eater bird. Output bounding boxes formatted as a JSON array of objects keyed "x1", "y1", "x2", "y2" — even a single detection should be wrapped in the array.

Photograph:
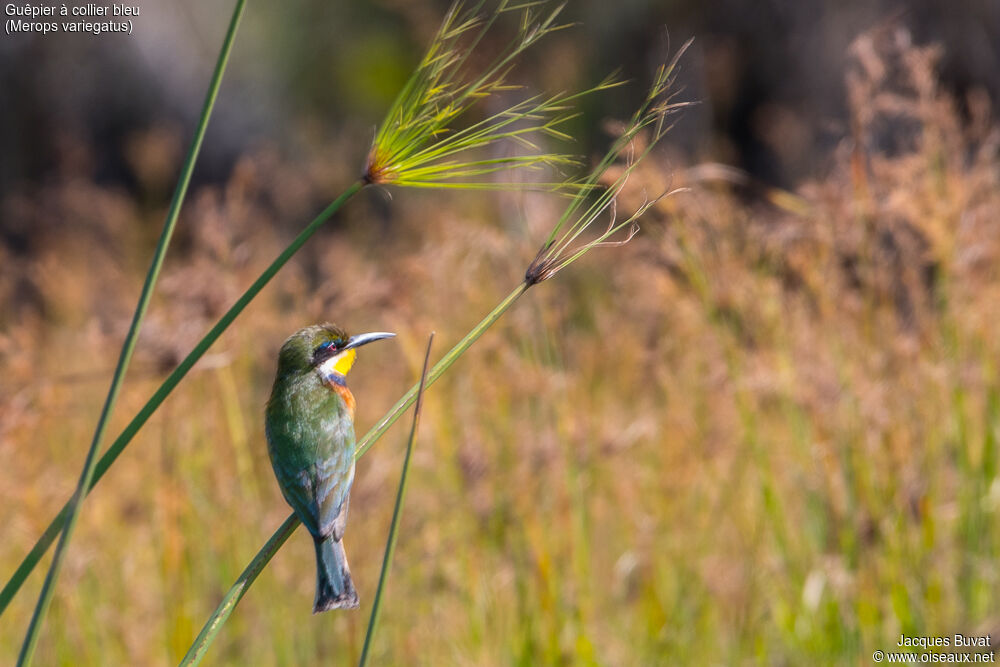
[{"x1": 265, "y1": 324, "x2": 395, "y2": 612}]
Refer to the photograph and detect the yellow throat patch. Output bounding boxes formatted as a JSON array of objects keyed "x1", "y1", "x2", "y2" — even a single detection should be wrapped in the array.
[{"x1": 331, "y1": 348, "x2": 357, "y2": 376}]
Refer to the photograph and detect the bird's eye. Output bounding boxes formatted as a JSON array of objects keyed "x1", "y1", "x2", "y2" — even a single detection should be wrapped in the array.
[{"x1": 318, "y1": 339, "x2": 343, "y2": 353}]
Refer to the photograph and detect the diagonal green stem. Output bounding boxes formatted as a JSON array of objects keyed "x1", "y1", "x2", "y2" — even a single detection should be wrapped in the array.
[
  {"x1": 15, "y1": 1, "x2": 248, "y2": 662},
  {"x1": 178, "y1": 514, "x2": 301, "y2": 667},
  {"x1": 354, "y1": 282, "x2": 528, "y2": 460},
  {"x1": 1, "y1": 178, "x2": 364, "y2": 621},
  {"x1": 359, "y1": 334, "x2": 434, "y2": 667},
  {"x1": 181, "y1": 281, "x2": 529, "y2": 666}
]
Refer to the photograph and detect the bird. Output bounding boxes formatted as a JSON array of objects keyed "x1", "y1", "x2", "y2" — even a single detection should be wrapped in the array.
[{"x1": 264, "y1": 323, "x2": 395, "y2": 612}]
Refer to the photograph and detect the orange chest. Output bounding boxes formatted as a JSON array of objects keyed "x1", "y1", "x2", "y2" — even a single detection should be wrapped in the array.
[{"x1": 322, "y1": 377, "x2": 356, "y2": 420}]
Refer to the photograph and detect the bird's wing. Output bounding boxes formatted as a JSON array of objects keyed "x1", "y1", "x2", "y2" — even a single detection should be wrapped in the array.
[
  {"x1": 266, "y1": 405, "x2": 356, "y2": 539},
  {"x1": 310, "y1": 446, "x2": 356, "y2": 539}
]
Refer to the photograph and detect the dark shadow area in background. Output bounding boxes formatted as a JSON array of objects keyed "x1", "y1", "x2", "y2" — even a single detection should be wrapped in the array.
[{"x1": 0, "y1": 0, "x2": 997, "y2": 213}]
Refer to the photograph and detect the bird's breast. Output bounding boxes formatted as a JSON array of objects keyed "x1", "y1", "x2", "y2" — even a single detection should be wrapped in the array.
[{"x1": 320, "y1": 372, "x2": 356, "y2": 420}]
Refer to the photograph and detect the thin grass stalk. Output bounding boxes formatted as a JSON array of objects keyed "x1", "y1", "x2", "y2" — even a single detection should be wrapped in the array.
[
  {"x1": 178, "y1": 514, "x2": 301, "y2": 667},
  {"x1": 1, "y1": 180, "x2": 364, "y2": 620},
  {"x1": 359, "y1": 334, "x2": 435, "y2": 667},
  {"x1": 181, "y1": 283, "x2": 529, "y2": 665},
  {"x1": 355, "y1": 282, "x2": 527, "y2": 459},
  {"x1": 13, "y1": 1, "x2": 249, "y2": 659}
]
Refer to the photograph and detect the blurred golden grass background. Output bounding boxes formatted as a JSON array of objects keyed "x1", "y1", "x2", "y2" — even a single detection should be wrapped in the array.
[{"x1": 3, "y1": 25, "x2": 1000, "y2": 665}]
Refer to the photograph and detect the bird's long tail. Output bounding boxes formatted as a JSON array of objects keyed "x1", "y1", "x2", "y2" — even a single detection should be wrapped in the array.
[{"x1": 313, "y1": 534, "x2": 359, "y2": 612}]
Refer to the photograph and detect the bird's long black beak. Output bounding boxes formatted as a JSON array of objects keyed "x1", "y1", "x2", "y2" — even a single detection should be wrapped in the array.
[{"x1": 343, "y1": 331, "x2": 395, "y2": 350}]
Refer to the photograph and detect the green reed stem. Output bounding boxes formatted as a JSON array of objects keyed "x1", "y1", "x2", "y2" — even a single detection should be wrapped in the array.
[
  {"x1": 182, "y1": 282, "x2": 530, "y2": 666},
  {"x1": 178, "y1": 514, "x2": 301, "y2": 667},
  {"x1": 14, "y1": 2, "x2": 248, "y2": 662},
  {"x1": 359, "y1": 334, "x2": 434, "y2": 667},
  {"x1": 355, "y1": 282, "x2": 527, "y2": 459},
  {"x1": 1, "y1": 178, "x2": 364, "y2": 623}
]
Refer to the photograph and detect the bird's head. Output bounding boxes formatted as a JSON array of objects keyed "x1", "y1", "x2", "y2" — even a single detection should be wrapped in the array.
[{"x1": 277, "y1": 323, "x2": 395, "y2": 380}]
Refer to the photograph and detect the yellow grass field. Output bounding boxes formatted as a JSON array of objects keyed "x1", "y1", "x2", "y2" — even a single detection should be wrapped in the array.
[{"x1": 2, "y1": 21, "x2": 1000, "y2": 666}]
